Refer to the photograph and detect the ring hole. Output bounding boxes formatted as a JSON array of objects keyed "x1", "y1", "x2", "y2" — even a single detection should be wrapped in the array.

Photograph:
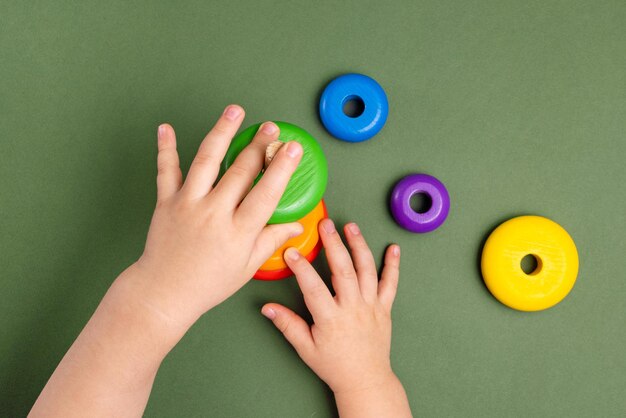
[
  {"x1": 342, "y1": 95, "x2": 365, "y2": 118},
  {"x1": 520, "y1": 254, "x2": 542, "y2": 275},
  {"x1": 409, "y1": 192, "x2": 432, "y2": 214}
]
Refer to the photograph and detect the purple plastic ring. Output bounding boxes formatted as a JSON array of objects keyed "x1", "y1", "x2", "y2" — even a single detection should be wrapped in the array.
[{"x1": 390, "y1": 174, "x2": 450, "y2": 233}]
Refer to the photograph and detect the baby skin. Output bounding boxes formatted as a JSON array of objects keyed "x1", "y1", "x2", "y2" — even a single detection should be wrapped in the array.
[{"x1": 29, "y1": 105, "x2": 412, "y2": 418}]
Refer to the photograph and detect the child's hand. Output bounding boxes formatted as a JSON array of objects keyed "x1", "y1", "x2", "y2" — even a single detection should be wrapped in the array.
[
  {"x1": 30, "y1": 107, "x2": 411, "y2": 418},
  {"x1": 132, "y1": 105, "x2": 304, "y2": 327},
  {"x1": 262, "y1": 220, "x2": 412, "y2": 417},
  {"x1": 31, "y1": 106, "x2": 308, "y2": 417}
]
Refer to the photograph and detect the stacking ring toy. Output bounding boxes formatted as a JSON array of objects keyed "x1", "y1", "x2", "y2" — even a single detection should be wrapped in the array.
[
  {"x1": 254, "y1": 240, "x2": 323, "y2": 281},
  {"x1": 481, "y1": 216, "x2": 579, "y2": 311},
  {"x1": 319, "y1": 73, "x2": 388, "y2": 142},
  {"x1": 258, "y1": 200, "x2": 327, "y2": 272},
  {"x1": 222, "y1": 122, "x2": 327, "y2": 224},
  {"x1": 390, "y1": 174, "x2": 450, "y2": 233}
]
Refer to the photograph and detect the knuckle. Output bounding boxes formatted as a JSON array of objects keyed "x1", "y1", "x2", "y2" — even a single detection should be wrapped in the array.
[
  {"x1": 250, "y1": 134, "x2": 265, "y2": 145},
  {"x1": 358, "y1": 256, "x2": 377, "y2": 270},
  {"x1": 337, "y1": 269, "x2": 357, "y2": 279},
  {"x1": 252, "y1": 131, "x2": 273, "y2": 143},
  {"x1": 386, "y1": 264, "x2": 400, "y2": 273},
  {"x1": 353, "y1": 237, "x2": 369, "y2": 248},
  {"x1": 277, "y1": 318, "x2": 291, "y2": 334},
  {"x1": 308, "y1": 282, "x2": 328, "y2": 298},
  {"x1": 364, "y1": 272, "x2": 379, "y2": 283},
  {"x1": 157, "y1": 161, "x2": 172, "y2": 176},
  {"x1": 227, "y1": 164, "x2": 251, "y2": 178},
  {"x1": 383, "y1": 279, "x2": 399, "y2": 293},
  {"x1": 329, "y1": 237, "x2": 346, "y2": 250},
  {"x1": 270, "y1": 160, "x2": 293, "y2": 177},
  {"x1": 307, "y1": 286, "x2": 324, "y2": 299},
  {"x1": 172, "y1": 197, "x2": 193, "y2": 213},
  {"x1": 157, "y1": 152, "x2": 177, "y2": 174},
  {"x1": 210, "y1": 123, "x2": 230, "y2": 136},
  {"x1": 256, "y1": 187, "x2": 279, "y2": 205},
  {"x1": 192, "y1": 152, "x2": 218, "y2": 168}
]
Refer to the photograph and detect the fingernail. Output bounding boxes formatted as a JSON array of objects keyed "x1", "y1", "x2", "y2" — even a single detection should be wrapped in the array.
[
  {"x1": 261, "y1": 307, "x2": 276, "y2": 320},
  {"x1": 322, "y1": 219, "x2": 336, "y2": 234},
  {"x1": 223, "y1": 105, "x2": 242, "y2": 121},
  {"x1": 284, "y1": 247, "x2": 300, "y2": 261},
  {"x1": 158, "y1": 124, "x2": 167, "y2": 138},
  {"x1": 392, "y1": 245, "x2": 401, "y2": 257},
  {"x1": 290, "y1": 224, "x2": 304, "y2": 238},
  {"x1": 261, "y1": 122, "x2": 278, "y2": 135},
  {"x1": 348, "y1": 223, "x2": 360, "y2": 235},
  {"x1": 286, "y1": 142, "x2": 302, "y2": 158}
]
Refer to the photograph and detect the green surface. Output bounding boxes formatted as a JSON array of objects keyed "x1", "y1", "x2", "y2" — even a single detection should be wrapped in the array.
[
  {"x1": 1, "y1": 1, "x2": 625, "y2": 417},
  {"x1": 222, "y1": 122, "x2": 328, "y2": 224}
]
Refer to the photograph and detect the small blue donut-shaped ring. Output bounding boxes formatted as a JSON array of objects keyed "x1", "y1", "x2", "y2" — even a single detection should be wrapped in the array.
[{"x1": 319, "y1": 74, "x2": 389, "y2": 142}]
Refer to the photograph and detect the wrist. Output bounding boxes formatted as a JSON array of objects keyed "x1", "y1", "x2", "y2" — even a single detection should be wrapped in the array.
[
  {"x1": 333, "y1": 372, "x2": 412, "y2": 418},
  {"x1": 106, "y1": 264, "x2": 197, "y2": 355},
  {"x1": 331, "y1": 368, "x2": 399, "y2": 396}
]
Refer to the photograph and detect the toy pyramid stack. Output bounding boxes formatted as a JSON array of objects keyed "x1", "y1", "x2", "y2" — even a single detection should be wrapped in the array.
[{"x1": 222, "y1": 121, "x2": 328, "y2": 280}]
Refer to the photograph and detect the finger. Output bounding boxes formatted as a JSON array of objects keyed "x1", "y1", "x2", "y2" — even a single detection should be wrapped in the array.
[
  {"x1": 181, "y1": 104, "x2": 245, "y2": 200},
  {"x1": 248, "y1": 222, "x2": 304, "y2": 268},
  {"x1": 318, "y1": 219, "x2": 361, "y2": 302},
  {"x1": 261, "y1": 303, "x2": 315, "y2": 359},
  {"x1": 378, "y1": 244, "x2": 401, "y2": 312},
  {"x1": 212, "y1": 122, "x2": 280, "y2": 208},
  {"x1": 284, "y1": 247, "x2": 336, "y2": 320},
  {"x1": 235, "y1": 140, "x2": 303, "y2": 228},
  {"x1": 344, "y1": 223, "x2": 378, "y2": 302},
  {"x1": 156, "y1": 124, "x2": 183, "y2": 202}
]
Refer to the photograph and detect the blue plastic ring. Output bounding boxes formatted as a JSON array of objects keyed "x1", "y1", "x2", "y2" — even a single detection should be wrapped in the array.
[{"x1": 319, "y1": 73, "x2": 389, "y2": 142}]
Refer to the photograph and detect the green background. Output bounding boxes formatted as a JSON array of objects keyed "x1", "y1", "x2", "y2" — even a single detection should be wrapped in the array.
[{"x1": 1, "y1": 1, "x2": 625, "y2": 416}]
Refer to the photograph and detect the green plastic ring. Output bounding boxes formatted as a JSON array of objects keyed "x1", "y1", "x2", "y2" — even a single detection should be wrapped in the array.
[{"x1": 221, "y1": 122, "x2": 328, "y2": 224}]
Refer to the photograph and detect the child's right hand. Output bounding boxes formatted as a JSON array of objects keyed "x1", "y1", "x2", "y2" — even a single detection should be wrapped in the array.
[
  {"x1": 129, "y1": 105, "x2": 304, "y2": 330},
  {"x1": 262, "y1": 220, "x2": 412, "y2": 417}
]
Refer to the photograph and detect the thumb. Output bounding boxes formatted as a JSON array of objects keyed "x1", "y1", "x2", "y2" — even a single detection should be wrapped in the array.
[
  {"x1": 261, "y1": 303, "x2": 315, "y2": 357},
  {"x1": 250, "y1": 222, "x2": 304, "y2": 268}
]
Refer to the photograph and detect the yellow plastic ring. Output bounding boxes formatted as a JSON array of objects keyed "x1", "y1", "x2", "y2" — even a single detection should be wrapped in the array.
[
  {"x1": 258, "y1": 200, "x2": 327, "y2": 271},
  {"x1": 481, "y1": 216, "x2": 579, "y2": 311}
]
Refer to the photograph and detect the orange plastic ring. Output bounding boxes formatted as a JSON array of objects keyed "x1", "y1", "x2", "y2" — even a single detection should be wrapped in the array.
[
  {"x1": 253, "y1": 239, "x2": 323, "y2": 281},
  {"x1": 257, "y1": 200, "x2": 327, "y2": 272}
]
